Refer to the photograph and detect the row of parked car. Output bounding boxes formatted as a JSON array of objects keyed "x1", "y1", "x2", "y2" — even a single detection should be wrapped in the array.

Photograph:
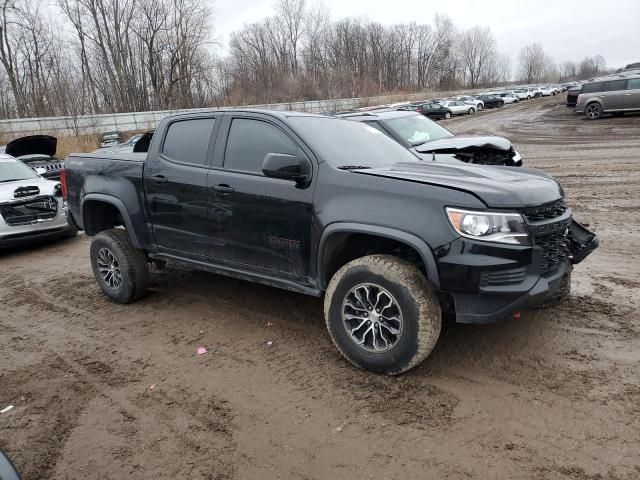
[
  {"x1": 566, "y1": 69, "x2": 640, "y2": 119},
  {"x1": 360, "y1": 84, "x2": 572, "y2": 120}
]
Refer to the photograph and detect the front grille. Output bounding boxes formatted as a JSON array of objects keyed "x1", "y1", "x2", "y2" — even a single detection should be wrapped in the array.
[
  {"x1": 536, "y1": 229, "x2": 572, "y2": 274},
  {"x1": 521, "y1": 199, "x2": 567, "y2": 222},
  {"x1": 0, "y1": 195, "x2": 58, "y2": 226}
]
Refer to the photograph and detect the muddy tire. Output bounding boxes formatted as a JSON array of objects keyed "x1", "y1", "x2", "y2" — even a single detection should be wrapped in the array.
[
  {"x1": 536, "y1": 273, "x2": 571, "y2": 309},
  {"x1": 324, "y1": 255, "x2": 441, "y2": 375},
  {"x1": 90, "y1": 229, "x2": 150, "y2": 304}
]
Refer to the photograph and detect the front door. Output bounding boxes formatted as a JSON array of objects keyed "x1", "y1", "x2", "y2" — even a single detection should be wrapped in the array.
[
  {"x1": 144, "y1": 116, "x2": 218, "y2": 258},
  {"x1": 207, "y1": 115, "x2": 315, "y2": 278}
]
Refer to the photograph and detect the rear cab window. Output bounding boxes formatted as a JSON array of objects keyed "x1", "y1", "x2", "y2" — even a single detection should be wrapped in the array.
[{"x1": 162, "y1": 118, "x2": 216, "y2": 166}]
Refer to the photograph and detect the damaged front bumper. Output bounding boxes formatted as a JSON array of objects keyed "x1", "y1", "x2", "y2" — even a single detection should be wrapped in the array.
[{"x1": 435, "y1": 219, "x2": 598, "y2": 324}]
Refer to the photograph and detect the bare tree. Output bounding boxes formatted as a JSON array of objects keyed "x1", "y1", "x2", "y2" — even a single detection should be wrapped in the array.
[
  {"x1": 458, "y1": 26, "x2": 496, "y2": 88},
  {"x1": 518, "y1": 43, "x2": 546, "y2": 84}
]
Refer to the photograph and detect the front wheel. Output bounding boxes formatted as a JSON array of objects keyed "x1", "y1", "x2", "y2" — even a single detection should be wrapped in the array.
[
  {"x1": 324, "y1": 255, "x2": 442, "y2": 375},
  {"x1": 527, "y1": 95, "x2": 532, "y2": 100},
  {"x1": 90, "y1": 229, "x2": 150, "y2": 304},
  {"x1": 585, "y1": 102, "x2": 602, "y2": 120},
  {"x1": 468, "y1": 108, "x2": 475, "y2": 115},
  {"x1": 444, "y1": 112, "x2": 451, "y2": 119}
]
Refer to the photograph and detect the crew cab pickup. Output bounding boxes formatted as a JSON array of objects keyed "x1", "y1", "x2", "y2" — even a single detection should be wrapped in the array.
[{"x1": 63, "y1": 109, "x2": 598, "y2": 375}]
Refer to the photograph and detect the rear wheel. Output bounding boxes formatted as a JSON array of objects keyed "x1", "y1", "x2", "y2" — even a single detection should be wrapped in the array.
[
  {"x1": 477, "y1": 104, "x2": 483, "y2": 111},
  {"x1": 90, "y1": 229, "x2": 150, "y2": 304},
  {"x1": 585, "y1": 102, "x2": 602, "y2": 120},
  {"x1": 324, "y1": 255, "x2": 441, "y2": 375}
]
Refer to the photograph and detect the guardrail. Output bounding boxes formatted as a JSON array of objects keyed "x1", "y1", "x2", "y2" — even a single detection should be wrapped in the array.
[{"x1": 0, "y1": 88, "x2": 484, "y2": 137}]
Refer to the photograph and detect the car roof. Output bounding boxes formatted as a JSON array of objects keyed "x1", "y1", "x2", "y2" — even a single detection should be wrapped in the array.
[
  {"x1": 165, "y1": 108, "x2": 329, "y2": 121},
  {"x1": 336, "y1": 109, "x2": 421, "y2": 121}
]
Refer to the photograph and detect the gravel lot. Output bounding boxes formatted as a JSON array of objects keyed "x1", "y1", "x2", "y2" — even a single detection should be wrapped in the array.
[{"x1": 1, "y1": 95, "x2": 639, "y2": 480}]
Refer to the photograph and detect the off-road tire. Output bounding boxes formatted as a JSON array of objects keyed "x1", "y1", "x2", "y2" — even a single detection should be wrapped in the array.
[
  {"x1": 324, "y1": 255, "x2": 441, "y2": 375},
  {"x1": 90, "y1": 229, "x2": 150, "y2": 304},
  {"x1": 536, "y1": 273, "x2": 571, "y2": 309}
]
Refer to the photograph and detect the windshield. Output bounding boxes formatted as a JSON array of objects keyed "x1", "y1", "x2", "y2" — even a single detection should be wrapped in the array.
[
  {"x1": 289, "y1": 116, "x2": 421, "y2": 169},
  {"x1": 382, "y1": 114, "x2": 453, "y2": 146},
  {"x1": 0, "y1": 157, "x2": 40, "y2": 182}
]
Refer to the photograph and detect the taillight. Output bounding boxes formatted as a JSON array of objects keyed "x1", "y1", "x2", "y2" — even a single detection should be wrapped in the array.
[{"x1": 60, "y1": 167, "x2": 68, "y2": 200}]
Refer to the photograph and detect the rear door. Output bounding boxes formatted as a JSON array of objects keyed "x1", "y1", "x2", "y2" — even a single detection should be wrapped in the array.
[
  {"x1": 601, "y1": 79, "x2": 628, "y2": 111},
  {"x1": 207, "y1": 113, "x2": 316, "y2": 278},
  {"x1": 624, "y1": 78, "x2": 640, "y2": 109},
  {"x1": 144, "y1": 114, "x2": 219, "y2": 257}
]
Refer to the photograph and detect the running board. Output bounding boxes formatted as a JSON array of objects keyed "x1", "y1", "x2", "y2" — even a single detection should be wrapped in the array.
[{"x1": 149, "y1": 252, "x2": 323, "y2": 297}]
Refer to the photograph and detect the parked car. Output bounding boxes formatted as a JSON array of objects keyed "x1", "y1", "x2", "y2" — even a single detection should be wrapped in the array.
[
  {"x1": 475, "y1": 95, "x2": 504, "y2": 108},
  {"x1": 95, "y1": 133, "x2": 144, "y2": 153},
  {"x1": 0, "y1": 153, "x2": 76, "y2": 248},
  {"x1": 64, "y1": 109, "x2": 598, "y2": 375},
  {"x1": 0, "y1": 135, "x2": 63, "y2": 180},
  {"x1": 452, "y1": 95, "x2": 484, "y2": 110},
  {"x1": 536, "y1": 86, "x2": 553, "y2": 97},
  {"x1": 496, "y1": 92, "x2": 519, "y2": 104},
  {"x1": 566, "y1": 85, "x2": 582, "y2": 107},
  {"x1": 100, "y1": 131, "x2": 122, "y2": 148},
  {"x1": 510, "y1": 89, "x2": 530, "y2": 100},
  {"x1": 0, "y1": 449, "x2": 21, "y2": 480},
  {"x1": 397, "y1": 102, "x2": 453, "y2": 120},
  {"x1": 438, "y1": 100, "x2": 476, "y2": 115},
  {"x1": 340, "y1": 110, "x2": 522, "y2": 166},
  {"x1": 576, "y1": 75, "x2": 640, "y2": 119}
]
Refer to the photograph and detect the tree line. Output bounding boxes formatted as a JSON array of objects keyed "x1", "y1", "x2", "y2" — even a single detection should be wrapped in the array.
[{"x1": 0, "y1": 0, "x2": 613, "y2": 120}]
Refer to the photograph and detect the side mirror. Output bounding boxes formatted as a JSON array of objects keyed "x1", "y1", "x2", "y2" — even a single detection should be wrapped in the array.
[
  {"x1": 0, "y1": 450, "x2": 21, "y2": 480},
  {"x1": 262, "y1": 153, "x2": 311, "y2": 185}
]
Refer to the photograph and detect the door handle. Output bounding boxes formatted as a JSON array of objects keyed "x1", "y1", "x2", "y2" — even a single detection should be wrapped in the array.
[
  {"x1": 213, "y1": 184, "x2": 234, "y2": 194},
  {"x1": 149, "y1": 175, "x2": 168, "y2": 183}
]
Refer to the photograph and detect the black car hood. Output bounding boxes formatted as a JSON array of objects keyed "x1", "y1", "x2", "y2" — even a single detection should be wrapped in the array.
[
  {"x1": 415, "y1": 135, "x2": 512, "y2": 153},
  {"x1": 356, "y1": 162, "x2": 562, "y2": 208},
  {"x1": 5, "y1": 135, "x2": 57, "y2": 158}
]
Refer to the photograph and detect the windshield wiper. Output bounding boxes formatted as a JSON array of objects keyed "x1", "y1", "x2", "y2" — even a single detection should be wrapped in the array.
[{"x1": 337, "y1": 165, "x2": 372, "y2": 170}]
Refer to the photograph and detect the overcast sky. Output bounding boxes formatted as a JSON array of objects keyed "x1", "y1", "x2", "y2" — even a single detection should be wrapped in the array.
[{"x1": 211, "y1": 0, "x2": 640, "y2": 69}]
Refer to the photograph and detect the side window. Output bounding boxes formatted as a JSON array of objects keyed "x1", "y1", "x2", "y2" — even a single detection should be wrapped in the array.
[
  {"x1": 162, "y1": 118, "x2": 215, "y2": 166},
  {"x1": 628, "y1": 78, "x2": 640, "y2": 90},
  {"x1": 604, "y1": 80, "x2": 626, "y2": 91},
  {"x1": 224, "y1": 118, "x2": 298, "y2": 174},
  {"x1": 581, "y1": 82, "x2": 603, "y2": 93}
]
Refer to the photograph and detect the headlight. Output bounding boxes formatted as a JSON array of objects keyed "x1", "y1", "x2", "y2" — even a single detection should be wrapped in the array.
[{"x1": 446, "y1": 207, "x2": 530, "y2": 245}]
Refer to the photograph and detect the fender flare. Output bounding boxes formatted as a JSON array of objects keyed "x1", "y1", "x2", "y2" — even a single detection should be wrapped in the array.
[
  {"x1": 81, "y1": 193, "x2": 142, "y2": 248},
  {"x1": 317, "y1": 223, "x2": 440, "y2": 290}
]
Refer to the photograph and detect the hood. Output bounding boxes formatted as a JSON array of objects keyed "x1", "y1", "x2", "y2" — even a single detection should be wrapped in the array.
[
  {"x1": 5, "y1": 135, "x2": 57, "y2": 158},
  {"x1": 355, "y1": 162, "x2": 562, "y2": 208},
  {"x1": 415, "y1": 135, "x2": 512, "y2": 153},
  {"x1": 0, "y1": 177, "x2": 59, "y2": 203}
]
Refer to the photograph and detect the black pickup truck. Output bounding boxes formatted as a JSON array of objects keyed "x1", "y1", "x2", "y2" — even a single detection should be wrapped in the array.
[{"x1": 63, "y1": 109, "x2": 598, "y2": 375}]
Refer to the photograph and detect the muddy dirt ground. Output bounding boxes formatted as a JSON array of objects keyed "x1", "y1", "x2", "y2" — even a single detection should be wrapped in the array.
[{"x1": 1, "y1": 96, "x2": 639, "y2": 480}]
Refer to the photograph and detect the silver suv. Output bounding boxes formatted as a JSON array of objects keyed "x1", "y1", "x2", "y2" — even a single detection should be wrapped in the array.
[{"x1": 576, "y1": 74, "x2": 640, "y2": 119}]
